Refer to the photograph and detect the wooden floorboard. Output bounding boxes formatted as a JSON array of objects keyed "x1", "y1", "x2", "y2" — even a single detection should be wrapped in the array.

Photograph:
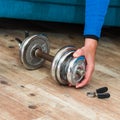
[{"x1": 0, "y1": 21, "x2": 120, "y2": 120}]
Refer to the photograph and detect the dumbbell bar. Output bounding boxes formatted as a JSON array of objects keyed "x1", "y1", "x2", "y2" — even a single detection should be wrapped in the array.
[{"x1": 16, "y1": 34, "x2": 86, "y2": 86}]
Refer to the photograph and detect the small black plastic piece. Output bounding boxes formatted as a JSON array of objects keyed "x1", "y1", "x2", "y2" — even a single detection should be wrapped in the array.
[
  {"x1": 97, "y1": 93, "x2": 110, "y2": 99},
  {"x1": 96, "y1": 87, "x2": 108, "y2": 93}
]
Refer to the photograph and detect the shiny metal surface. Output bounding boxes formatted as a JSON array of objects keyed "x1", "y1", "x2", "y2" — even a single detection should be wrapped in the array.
[
  {"x1": 67, "y1": 56, "x2": 86, "y2": 85},
  {"x1": 56, "y1": 50, "x2": 75, "y2": 85},
  {"x1": 20, "y1": 34, "x2": 49, "y2": 70},
  {"x1": 51, "y1": 46, "x2": 76, "y2": 85},
  {"x1": 87, "y1": 92, "x2": 96, "y2": 97}
]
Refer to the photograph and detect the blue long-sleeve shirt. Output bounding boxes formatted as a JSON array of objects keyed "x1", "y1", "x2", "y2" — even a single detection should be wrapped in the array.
[{"x1": 84, "y1": 0, "x2": 110, "y2": 40}]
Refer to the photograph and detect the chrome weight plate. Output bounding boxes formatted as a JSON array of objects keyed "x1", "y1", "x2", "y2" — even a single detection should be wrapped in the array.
[
  {"x1": 67, "y1": 56, "x2": 86, "y2": 85},
  {"x1": 56, "y1": 50, "x2": 75, "y2": 85},
  {"x1": 20, "y1": 34, "x2": 49, "y2": 70},
  {"x1": 51, "y1": 46, "x2": 76, "y2": 85}
]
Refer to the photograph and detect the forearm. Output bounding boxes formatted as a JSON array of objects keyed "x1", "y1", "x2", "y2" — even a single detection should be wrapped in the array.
[
  {"x1": 85, "y1": 38, "x2": 98, "y2": 63},
  {"x1": 72, "y1": 0, "x2": 110, "y2": 88},
  {"x1": 84, "y1": 0, "x2": 110, "y2": 40}
]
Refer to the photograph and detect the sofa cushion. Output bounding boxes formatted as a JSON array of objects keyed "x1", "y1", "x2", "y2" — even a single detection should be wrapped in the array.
[
  {"x1": 21, "y1": 0, "x2": 85, "y2": 5},
  {"x1": 21, "y1": 0, "x2": 120, "y2": 7}
]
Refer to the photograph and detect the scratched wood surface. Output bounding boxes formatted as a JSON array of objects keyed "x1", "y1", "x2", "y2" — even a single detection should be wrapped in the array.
[{"x1": 0, "y1": 20, "x2": 120, "y2": 120}]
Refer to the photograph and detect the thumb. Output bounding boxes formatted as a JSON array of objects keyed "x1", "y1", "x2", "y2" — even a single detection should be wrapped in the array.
[{"x1": 73, "y1": 48, "x2": 84, "y2": 58}]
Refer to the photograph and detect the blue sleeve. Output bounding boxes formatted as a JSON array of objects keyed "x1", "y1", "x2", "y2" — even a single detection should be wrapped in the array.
[{"x1": 84, "y1": 0, "x2": 110, "y2": 39}]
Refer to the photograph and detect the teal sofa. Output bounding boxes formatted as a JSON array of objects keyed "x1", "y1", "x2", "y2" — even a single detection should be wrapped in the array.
[{"x1": 0, "y1": 0, "x2": 120, "y2": 26}]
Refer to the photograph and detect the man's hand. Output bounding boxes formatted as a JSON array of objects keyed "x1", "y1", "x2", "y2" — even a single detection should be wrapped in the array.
[{"x1": 73, "y1": 38, "x2": 98, "y2": 88}]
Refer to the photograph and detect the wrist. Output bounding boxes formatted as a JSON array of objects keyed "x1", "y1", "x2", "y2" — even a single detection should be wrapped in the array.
[
  {"x1": 84, "y1": 35, "x2": 99, "y2": 41},
  {"x1": 84, "y1": 38, "x2": 98, "y2": 58},
  {"x1": 85, "y1": 38, "x2": 98, "y2": 49}
]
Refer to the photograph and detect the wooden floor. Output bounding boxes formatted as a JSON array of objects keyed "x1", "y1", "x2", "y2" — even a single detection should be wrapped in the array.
[{"x1": 0, "y1": 20, "x2": 120, "y2": 120}]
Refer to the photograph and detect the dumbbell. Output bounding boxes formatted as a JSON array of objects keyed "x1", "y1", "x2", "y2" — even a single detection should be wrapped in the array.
[{"x1": 15, "y1": 33, "x2": 86, "y2": 86}]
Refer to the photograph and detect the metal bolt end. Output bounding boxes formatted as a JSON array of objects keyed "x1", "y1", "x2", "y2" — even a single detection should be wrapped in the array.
[{"x1": 87, "y1": 92, "x2": 96, "y2": 97}]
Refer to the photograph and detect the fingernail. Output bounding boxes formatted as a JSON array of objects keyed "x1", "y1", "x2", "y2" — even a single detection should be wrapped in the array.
[
  {"x1": 73, "y1": 52, "x2": 76, "y2": 56},
  {"x1": 76, "y1": 85, "x2": 80, "y2": 88},
  {"x1": 73, "y1": 53, "x2": 78, "y2": 57}
]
